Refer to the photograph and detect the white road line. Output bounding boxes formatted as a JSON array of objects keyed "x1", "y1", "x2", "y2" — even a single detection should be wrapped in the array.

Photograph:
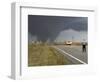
[{"x1": 53, "y1": 46, "x2": 87, "y2": 64}]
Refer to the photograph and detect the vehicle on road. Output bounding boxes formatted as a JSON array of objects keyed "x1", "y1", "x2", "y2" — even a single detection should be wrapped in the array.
[{"x1": 65, "y1": 41, "x2": 72, "y2": 45}]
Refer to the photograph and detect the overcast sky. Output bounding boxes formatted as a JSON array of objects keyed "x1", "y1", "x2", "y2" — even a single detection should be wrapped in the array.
[{"x1": 28, "y1": 15, "x2": 88, "y2": 43}]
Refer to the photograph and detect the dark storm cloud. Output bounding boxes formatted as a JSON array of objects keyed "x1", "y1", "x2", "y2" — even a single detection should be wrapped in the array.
[{"x1": 28, "y1": 15, "x2": 88, "y2": 42}]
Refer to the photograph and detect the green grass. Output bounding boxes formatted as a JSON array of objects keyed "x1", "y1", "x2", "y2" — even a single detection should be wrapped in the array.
[{"x1": 28, "y1": 44, "x2": 73, "y2": 66}]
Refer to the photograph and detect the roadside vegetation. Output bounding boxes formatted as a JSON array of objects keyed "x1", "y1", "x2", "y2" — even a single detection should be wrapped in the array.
[{"x1": 28, "y1": 44, "x2": 73, "y2": 66}]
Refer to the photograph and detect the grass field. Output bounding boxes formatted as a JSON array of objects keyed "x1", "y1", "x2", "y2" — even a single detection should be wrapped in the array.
[{"x1": 28, "y1": 44, "x2": 73, "y2": 66}]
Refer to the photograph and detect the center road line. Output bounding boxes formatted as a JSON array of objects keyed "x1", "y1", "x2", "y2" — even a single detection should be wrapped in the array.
[{"x1": 52, "y1": 46, "x2": 87, "y2": 64}]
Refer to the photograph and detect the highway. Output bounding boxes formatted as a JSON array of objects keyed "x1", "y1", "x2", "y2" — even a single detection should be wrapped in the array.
[{"x1": 52, "y1": 45, "x2": 88, "y2": 64}]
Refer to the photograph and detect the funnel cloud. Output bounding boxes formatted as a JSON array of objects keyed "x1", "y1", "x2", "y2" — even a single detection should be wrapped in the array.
[{"x1": 28, "y1": 15, "x2": 88, "y2": 43}]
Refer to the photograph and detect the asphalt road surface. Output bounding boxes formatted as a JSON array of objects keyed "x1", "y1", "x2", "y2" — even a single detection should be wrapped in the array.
[{"x1": 53, "y1": 45, "x2": 88, "y2": 64}]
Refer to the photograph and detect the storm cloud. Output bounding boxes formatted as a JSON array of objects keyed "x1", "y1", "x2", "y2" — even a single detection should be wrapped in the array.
[{"x1": 28, "y1": 15, "x2": 88, "y2": 43}]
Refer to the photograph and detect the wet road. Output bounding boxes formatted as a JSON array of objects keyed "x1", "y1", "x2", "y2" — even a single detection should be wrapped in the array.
[{"x1": 53, "y1": 45, "x2": 88, "y2": 64}]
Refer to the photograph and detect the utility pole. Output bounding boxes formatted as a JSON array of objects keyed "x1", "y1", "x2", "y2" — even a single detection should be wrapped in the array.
[{"x1": 72, "y1": 36, "x2": 74, "y2": 42}]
